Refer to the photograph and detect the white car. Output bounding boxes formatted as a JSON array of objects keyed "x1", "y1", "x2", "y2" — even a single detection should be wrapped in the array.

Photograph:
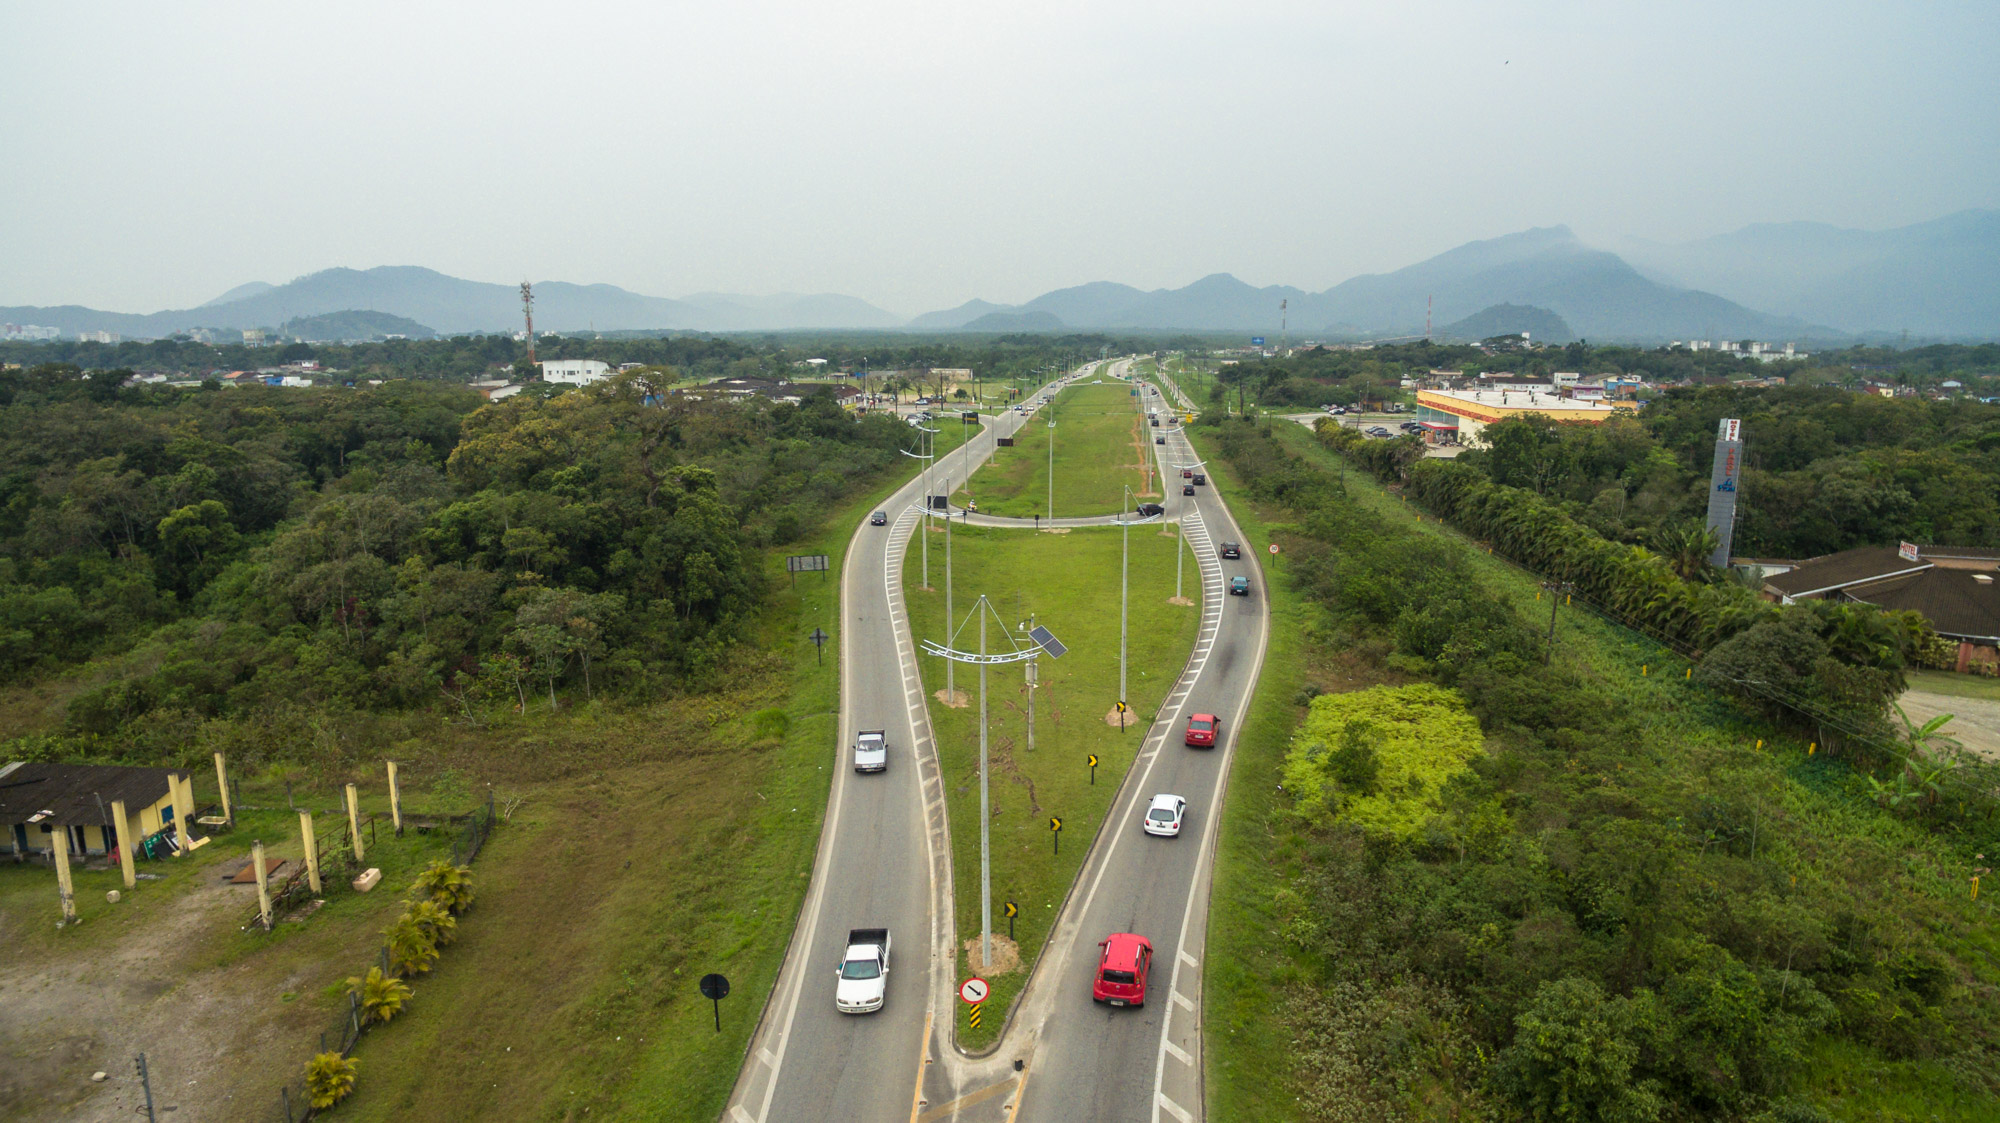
[
  {"x1": 1142, "y1": 794, "x2": 1187, "y2": 837},
  {"x1": 854, "y1": 729, "x2": 887, "y2": 772}
]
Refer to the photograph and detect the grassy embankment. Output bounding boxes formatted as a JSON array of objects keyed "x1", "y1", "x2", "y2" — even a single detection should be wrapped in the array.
[
  {"x1": 1198, "y1": 421, "x2": 2000, "y2": 1122},
  {"x1": 325, "y1": 471, "x2": 926, "y2": 1120},
  {"x1": 951, "y1": 379, "x2": 1158, "y2": 519}
]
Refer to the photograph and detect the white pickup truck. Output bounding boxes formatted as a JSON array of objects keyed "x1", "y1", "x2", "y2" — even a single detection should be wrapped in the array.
[
  {"x1": 836, "y1": 927, "x2": 891, "y2": 1013},
  {"x1": 854, "y1": 729, "x2": 887, "y2": 772}
]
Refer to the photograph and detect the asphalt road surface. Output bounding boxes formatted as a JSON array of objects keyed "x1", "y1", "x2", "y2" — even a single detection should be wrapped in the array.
[{"x1": 726, "y1": 362, "x2": 1268, "y2": 1123}]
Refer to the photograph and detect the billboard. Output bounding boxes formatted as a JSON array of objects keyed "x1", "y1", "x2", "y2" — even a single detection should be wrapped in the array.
[
  {"x1": 1251, "y1": 337, "x2": 1266, "y2": 347},
  {"x1": 1703, "y1": 418, "x2": 1743, "y2": 568}
]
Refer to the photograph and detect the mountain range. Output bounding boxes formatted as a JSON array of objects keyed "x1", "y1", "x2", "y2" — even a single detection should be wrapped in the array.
[{"x1": 4, "y1": 210, "x2": 1993, "y2": 343}]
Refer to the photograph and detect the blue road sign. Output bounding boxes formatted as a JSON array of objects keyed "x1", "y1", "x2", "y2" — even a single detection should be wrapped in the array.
[{"x1": 1251, "y1": 336, "x2": 1266, "y2": 347}]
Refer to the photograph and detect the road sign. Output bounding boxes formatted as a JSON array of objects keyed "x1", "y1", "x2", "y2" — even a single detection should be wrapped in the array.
[
  {"x1": 1049, "y1": 817, "x2": 1062, "y2": 831},
  {"x1": 969, "y1": 1002, "x2": 984, "y2": 1028},
  {"x1": 1087, "y1": 753, "x2": 1099, "y2": 786},
  {"x1": 809, "y1": 627, "x2": 828, "y2": 666},
  {"x1": 1003, "y1": 900, "x2": 1018, "y2": 918},
  {"x1": 1087, "y1": 754, "x2": 1099, "y2": 768},
  {"x1": 785, "y1": 554, "x2": 829, "y2": 573},
  {"x1": 1269, "y1": 543, "x2": 1280, "y2": 555},
  {"x1": 699, "y1": 972, "x2": 730, "y2": 1032},
  {"x1": 1114, "y1": 700, "x2": 1128, "y2": 713},
  {"x1": 960, "y1": 977, "x2": 990, "y2": 1004},
  {"x1": 1252, "y1": 336, "x2": 1266, "y2": 347}
]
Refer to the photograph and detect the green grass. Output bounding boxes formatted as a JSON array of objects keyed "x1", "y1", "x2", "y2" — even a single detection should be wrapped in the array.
[
  {"x1": 1906, "y1": 668, "x2": 2000, "y2": 702},
  {"x1": 1189, "y1": 422, "x2": 1316, "y2": 1123},
  {"x1": 953, "y1": 380, "x2": 1161, "y2": 518},
  {"x1": 333, "y1": 465, "x2": 925, "y2": 1122},
  {"x1": 902, "y1": 521, "x2": 1202, "y2": 1050}
]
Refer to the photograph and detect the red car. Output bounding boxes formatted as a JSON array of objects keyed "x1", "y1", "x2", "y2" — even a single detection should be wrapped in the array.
[
  {"x1": 1184, "y1": 713, "x2": 1219, "y2": 748},
  {"x1": 1093, "y1": 933, "x2": 1153, "y2": 1006}
]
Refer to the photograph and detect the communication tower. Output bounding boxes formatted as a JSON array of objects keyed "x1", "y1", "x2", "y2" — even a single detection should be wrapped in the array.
[{"x1": 520, "y1": 282, "x2": 536, "y2": 367}]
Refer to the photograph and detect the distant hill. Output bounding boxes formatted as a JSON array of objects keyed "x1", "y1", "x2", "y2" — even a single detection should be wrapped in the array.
[
  {"x1": 960, "y1": 309, "x2": 1066, "y2": 332},
  {"x1": 0, "y1": 266, "x2": 904, "y2": 339},
  {"x1": 283, "y1": 309, "x2": 435, "y2": 341},
  {"x1": 1620, "y1": 209, "x2": 2000, "y2": 337},
  {"x1": 1439, "y1": 304, "x2": 1574, "y2": 343},
  {"x1": 905, "y1": 299, "x2": 1016, "y2": 331},
  {"x1": 200, "y1": 281, "x2": 275, "y2": 307}
]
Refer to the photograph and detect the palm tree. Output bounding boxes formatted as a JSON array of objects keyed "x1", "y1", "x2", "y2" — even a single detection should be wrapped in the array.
[{"x1": 1649, "y1": 522, "x2": 1721, "y2": 583}]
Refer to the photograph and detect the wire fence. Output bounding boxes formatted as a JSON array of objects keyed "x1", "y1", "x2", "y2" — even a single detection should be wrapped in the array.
[{"x1": 270, "y1": 791, "x2": 497, "y2": 1122}]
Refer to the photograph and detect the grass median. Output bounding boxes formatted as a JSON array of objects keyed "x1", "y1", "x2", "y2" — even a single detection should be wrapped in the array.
[
  {"x1": 902, "y1": 520, "x2": 1202, "y2": 1050},
  {"x1": 953, "y1": 380, "x2": 1159, "y2": 518}
]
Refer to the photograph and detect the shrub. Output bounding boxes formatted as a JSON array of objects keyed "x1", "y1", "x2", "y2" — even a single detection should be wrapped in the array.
[
  {"x1": 346, "y1": 965, "x2": 413, "y2": 1024},
  {"x1": 410, "y1": 859, "x2": 475, "y2": 913},
  {"x1": 305, "y1": 1051, "x2": 358, "y2": 1109},
  {"x1": 1493, "y1": 977, "x2": 1664, "y2": 1123},
  {"x1": 1282, "y1": 684, "x2": 1486, "y2": 838},
  {"x1": 385, "y1": 912, "x2": 441, "y2": 977}
]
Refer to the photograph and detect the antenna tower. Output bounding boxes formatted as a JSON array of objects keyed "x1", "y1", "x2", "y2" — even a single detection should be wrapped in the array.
[
  {"x1": 520, "y1": 282, "x2": 536, "y2": 367},
  {"x1": 1426, "y1": 294, "x2": 1432, "y2": 341},
  {"x1": 1280, "y1": 298, "x2": 1288, "y2": 354}
]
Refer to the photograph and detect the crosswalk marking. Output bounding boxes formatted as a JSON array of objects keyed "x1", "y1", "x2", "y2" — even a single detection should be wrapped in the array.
[{"x1": 1157, "y1": 1092, "x2": 1194, "y2": 1123}]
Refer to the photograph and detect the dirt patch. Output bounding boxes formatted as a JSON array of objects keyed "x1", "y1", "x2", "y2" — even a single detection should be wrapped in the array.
[
  {"x1": 1898, "y1": 690, "x2": 2000, "y2": 763},
  {"x1": 1040, "y1": 527, "x2": 1071, "y2": 535},
  {"x1": 1103, "y1": 707, "x2": 1138, "y2": 729},
  {"x1": 1168, "y1": 596, "x2": 1195, "y2": 606},
  {"x1": 935, "y1": 688, "x2": 970, "y2": 708},
  {"x1": 963, "y1": 933, "x2": 1022, "y2": 975}
]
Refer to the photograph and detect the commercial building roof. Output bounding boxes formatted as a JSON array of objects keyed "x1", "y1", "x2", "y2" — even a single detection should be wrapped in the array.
[{"x1": 1762, "y1": 544, "x2": 2000, "y2": 642}]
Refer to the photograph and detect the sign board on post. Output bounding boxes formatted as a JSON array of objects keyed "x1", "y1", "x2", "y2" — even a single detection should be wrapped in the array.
[
  {"x1": 960, "y1": 977, "x2": 989, "y2": 1004},
  {"x1": 1252, "y1": 337, "x2": 1266, "y2": 347},
  {"x1": 1703, "y1": 418, "x2": 1744, "y2": 569},
  {"x1": 785, "y1": 554, "x2": 830, "y2": 587},
  {"x1": 1899, "y1": 541, "x2": 1920, "y2": 562}
]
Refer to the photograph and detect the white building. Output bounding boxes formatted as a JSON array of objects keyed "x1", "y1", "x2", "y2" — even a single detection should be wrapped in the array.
[{"x1": 539, "y1": 359, "x2": 612, "y2": 385}]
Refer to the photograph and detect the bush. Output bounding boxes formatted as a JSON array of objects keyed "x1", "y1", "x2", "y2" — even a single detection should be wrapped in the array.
[
  {"x1": 1494, "y1": 977, "x2": 1664, "y2": 1123},
  {"x1": 346, "y1": 966, "x2": 413, "y2": 1024},
  {"x1": 306, "y1": 1051, "x2": 358, "y2": 1109}
]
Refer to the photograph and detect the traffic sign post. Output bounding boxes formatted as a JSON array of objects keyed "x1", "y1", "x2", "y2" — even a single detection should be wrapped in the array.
[
  {"x1": 1050, "y1": 816, "x2": 1062, "y2": 855},
  {"x1": 809, "y1": 626, "x2": 828, "y2": 666},
  {"x1": 699, "y1": 972, "x2": 730, "y2": 1032},
  {"x1": 1004, "y1": 899, "x2": 1018, "y2": 941},
  {"x1": 960, "y1": 976, "x2": 989, "y2": 1004},
  {"x1": 1088, "y1": 753, "x2": 1098, "y2": 785}
]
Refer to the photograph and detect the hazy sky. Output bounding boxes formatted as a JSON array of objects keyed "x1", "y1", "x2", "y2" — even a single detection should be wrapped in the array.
[{"x1": 5, "y1": 1, "x2": 1996, "y2": 316}]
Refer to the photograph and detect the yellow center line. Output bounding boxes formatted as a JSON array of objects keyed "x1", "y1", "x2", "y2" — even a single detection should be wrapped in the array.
[
  {"x1": 916, "y1": 1076, "x2": 1019, "y2": 1123},
  {"x1": 908, "y1": 1010, "x2": 934, "y2": 1123}
]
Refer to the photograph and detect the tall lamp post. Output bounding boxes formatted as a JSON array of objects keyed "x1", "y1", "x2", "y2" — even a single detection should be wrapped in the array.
[
  {"x1": 1118, "y1": 485, "x2": 1163, "y2": 727},
  {"x1": 923, "y1": 600, "x2": 1062, "y2": 968},
  {"x1": 902, "y1": 422, "x2": 940, "y2": 588}
]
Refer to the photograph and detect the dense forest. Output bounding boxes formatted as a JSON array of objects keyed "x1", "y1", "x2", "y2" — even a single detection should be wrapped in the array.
[{"x1": 0, "y1": 360, "x2": 945, "y2": 767}]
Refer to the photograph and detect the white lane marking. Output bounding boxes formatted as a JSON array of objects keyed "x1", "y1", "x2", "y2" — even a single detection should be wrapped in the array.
[
  {"x1": 1163, "y1": 1038, "x2": 1193, "y2": 1066},
  {"x1": 1157, "y1": 1092, "x2": 1194, "y2": 1123},
  {"x1": 733, "y1": 1105, "x2": 756, "y2": 1123},
  {"x1": 758, "y1": 1047, "x2": 777, "y2": 1068},
  {"x1": 1172, "y1": 990, "x2": 1194, "y2": 1011}
]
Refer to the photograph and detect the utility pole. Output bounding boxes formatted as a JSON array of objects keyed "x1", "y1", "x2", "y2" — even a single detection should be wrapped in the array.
[
  {"x1": 1542, "y1": 579, "x2": 1574, "y2": 665},
  {"x1": 1047, "y1": 412, "x2": 1056, "y2": 519},
  {"x1": 520, "y1": 282, "x2": 535, "y2": 368},
  {"x1": 945, "y1": 476, "x2": 954, "y2": 700}
]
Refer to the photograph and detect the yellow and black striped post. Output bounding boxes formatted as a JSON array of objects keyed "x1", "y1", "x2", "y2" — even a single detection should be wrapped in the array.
[{"x1": 969, "y1": 1002, "x2": 984, "y2": 1029}]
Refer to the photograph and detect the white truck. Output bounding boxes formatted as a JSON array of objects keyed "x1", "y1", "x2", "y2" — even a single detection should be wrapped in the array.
[
  {"x1": 835, "y1": 927, "x2": 891, "y2": 1013},
  {"x1": 854, "y1": 729, "x2": 887, "y2": 772}
]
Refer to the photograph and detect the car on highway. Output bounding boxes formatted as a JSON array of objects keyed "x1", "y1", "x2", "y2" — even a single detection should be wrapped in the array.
[
  {"x1": 1092, "y1": 932, "x2": 1153, "y2": 1007},
  {"x1": 1230, "y1": 576, "x2": 1249, "y2": 596},
  {"x1": 1219, "y1": 542, "x2": 1240, "y2": 558},
  {"x1": 870, "y1": 510, "x2": 887, "y2": 526},
  {"x1": 1185, "y1": 713, "x2": 1219, "y2": 747},
  {"x1": 854, "y1": 729, "x2": 887, "y2": 772},
  {"x1": 835, "y1": 928, "x2": 891, "y2": 1013},
  {"x1": 1136, "y1": 502, "x2": 1165, "y2": 517},
  {"x1": 1366, "y1": 426, "x2": 1391, "y2": 437},
  {"x1": 1181, "y1": 468, "x2": 1193, "y2": 478},
  {"x1": 1155, "y1": 436, "x2": 1166, "y2": 445},
  {"x1": 1142, "y1": 794, "x2": 1186, "y2": 837},
  {"x1": 1192, "y1": 473, "x2": 1205, "y2": 485},
  {"x1": 1182, "y1": 483, "x2": 1195, "y2": 495}
]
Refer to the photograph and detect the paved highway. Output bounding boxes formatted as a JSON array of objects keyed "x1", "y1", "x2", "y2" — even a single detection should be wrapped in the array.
[{"x1": 727, "y1": 361, "x2": 1268, "y2": 1123}]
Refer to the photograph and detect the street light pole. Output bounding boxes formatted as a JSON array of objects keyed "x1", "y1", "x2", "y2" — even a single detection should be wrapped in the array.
[
  {"x1": 945, "y1": 476, "x2": 954, "y2": 700},
  {"x1": 978, "y1": 606, "x2": 990, "y2": 968},
  {"x1": 1120, "y1": 486, "x2": 1131, "y2": 726}
]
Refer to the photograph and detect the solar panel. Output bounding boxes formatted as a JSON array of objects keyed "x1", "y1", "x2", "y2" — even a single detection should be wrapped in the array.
[{"x1": 1028, "y1": 625, "x2": 1067, "y2": 659}]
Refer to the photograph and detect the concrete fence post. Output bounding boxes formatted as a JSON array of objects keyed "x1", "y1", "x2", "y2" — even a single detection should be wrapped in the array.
[
  {"x1": 110, "y1": 799, "x2": 136, "y2": 889},
  {"x1": 386, "y1": 760, "x2": 402, "y2": 836},
  {"x1": 213, "y1": 752, "x2": 233, "y2": 824},
  {"x1": 345, "y1": 784, "x2": 364, "y2": 863},
  {"x1": 298, "y1": 811, "x2": 322, "y2": 895},
  {"x1": 52, "y1": 825, "x2": 77, "y2": 925},
  {"x1": 172, "y1": 773, "x2": 194, "y2": 856},
  {"x1": 252, "y1": 839, "x2": 273, "y2": 930}
]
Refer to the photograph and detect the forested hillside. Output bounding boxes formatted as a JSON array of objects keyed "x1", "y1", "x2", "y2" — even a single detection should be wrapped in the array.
[{"x1": 0, "y1": 363, "x2": 918, "y2": 766}]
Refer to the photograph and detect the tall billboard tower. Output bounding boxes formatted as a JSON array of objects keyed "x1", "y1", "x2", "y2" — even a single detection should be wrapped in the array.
[{"x1": 1704, "y1": 418, "x2": 1743, "y2": 569}]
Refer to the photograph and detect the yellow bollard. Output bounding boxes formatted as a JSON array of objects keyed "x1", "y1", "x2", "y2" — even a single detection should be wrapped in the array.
[
  {"x1": 1642, "y1": 664, "x2": 1648, "y2": 676},
  {"x1": 1808, "y1": 742, "x2": 1817, "y2": 756},
  {"x1": 1755, "y1": 739, "x2": 1764, "y2": 750},
  {"x1": 1972, "y1": 876, "x2": 1979, "y2": 901},
  {"x1": 1685, "y1": 667, "x2": 1692, "y2": 679}
]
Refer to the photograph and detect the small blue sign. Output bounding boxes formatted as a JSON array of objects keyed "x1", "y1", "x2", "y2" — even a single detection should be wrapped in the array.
[{"x1": 1251, "y1": 337, "x2": 1266, "y2": 347}]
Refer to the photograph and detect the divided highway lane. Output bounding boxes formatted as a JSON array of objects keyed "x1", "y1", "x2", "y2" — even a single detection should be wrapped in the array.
[
  {"x1": 724, "y1": 371, "x2": 1084, "y2": 1123},
  {"x1": 1004, "y1": 381, "x2": 1270, "y2": 1123}
]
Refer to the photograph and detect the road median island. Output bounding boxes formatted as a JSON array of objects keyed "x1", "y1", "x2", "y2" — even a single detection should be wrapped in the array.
[
  {"x1": 952, "y1": 378, "x2": 1156, "y2": 519},
  {"x1": 901, "y1": 520, "x2": 1201, "y2": 1051}
]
